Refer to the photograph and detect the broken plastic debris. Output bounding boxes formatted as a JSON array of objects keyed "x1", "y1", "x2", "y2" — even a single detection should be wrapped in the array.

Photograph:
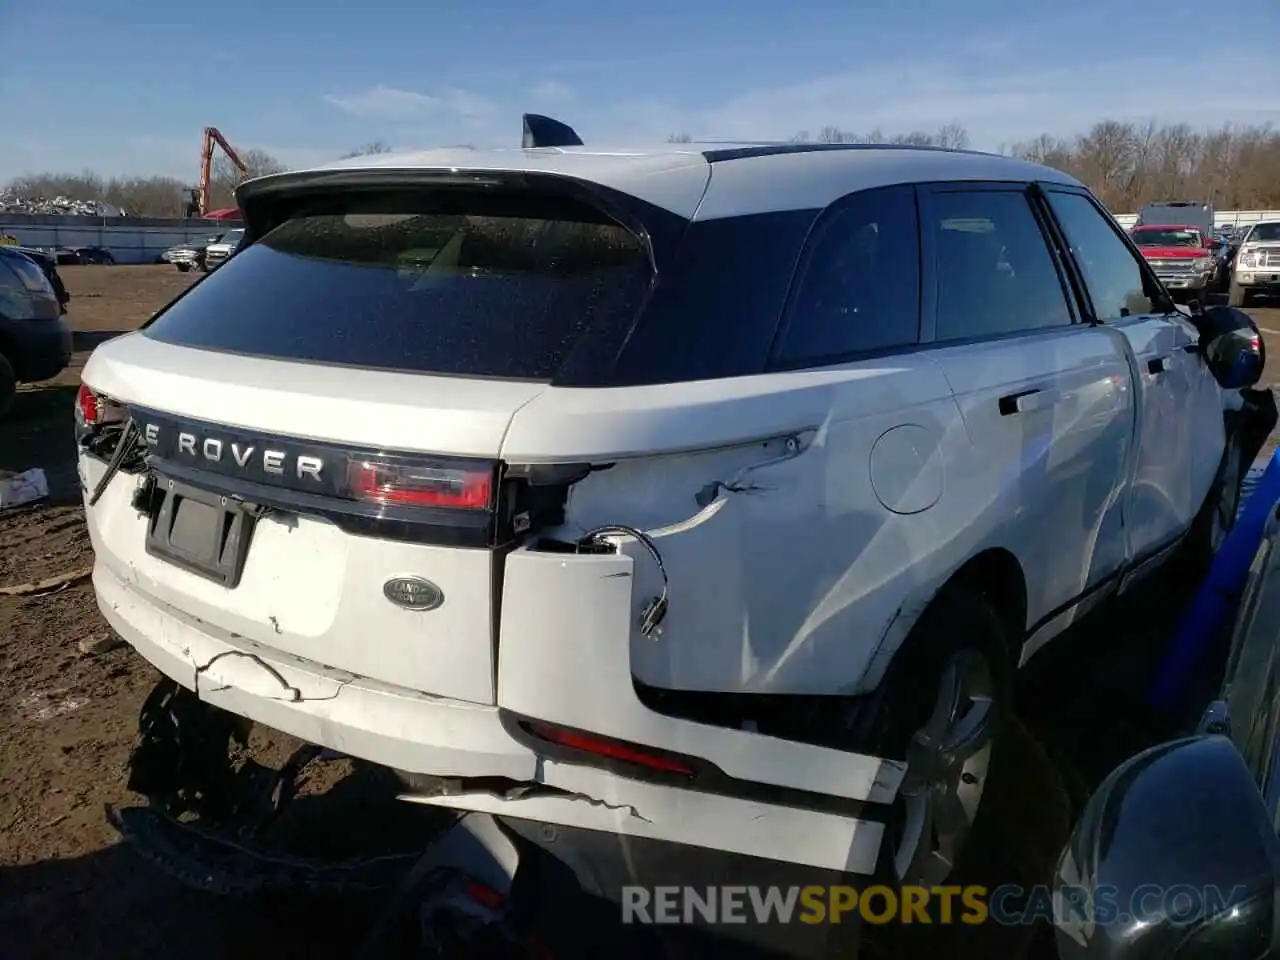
[
  {"x1": 19, "y1": 690, "x2": 89, "y2": 721},
  {"x1": 79, "y1": 632, "x2": 126, "y2": 655},
  {"x1": 0, "y1": 468, "x2": 48, "y2": 508}
]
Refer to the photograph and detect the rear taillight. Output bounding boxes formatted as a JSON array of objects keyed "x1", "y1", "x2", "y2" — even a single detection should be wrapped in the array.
[
  {"x1": 76, "y1": 383, "x2": 100, "y2": 425},
  {"x1": 347, "y1": 456, "x2": 495, "y2": 510}
]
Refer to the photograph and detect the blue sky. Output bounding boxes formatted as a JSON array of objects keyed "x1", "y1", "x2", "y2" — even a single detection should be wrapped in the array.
[{"x1": 1, "y1": 0, "x2": 1277, "y2": 183}]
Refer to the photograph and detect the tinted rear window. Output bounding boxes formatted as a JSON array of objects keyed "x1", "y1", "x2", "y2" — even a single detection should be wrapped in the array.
[{"x1": 144, "y1": 191, "x2": 652, "y2": 380}]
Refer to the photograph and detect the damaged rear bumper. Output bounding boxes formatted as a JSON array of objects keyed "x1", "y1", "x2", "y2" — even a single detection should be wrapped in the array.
[{"x1": 96, "y1": 562, "x2": 895, "y2": 875}]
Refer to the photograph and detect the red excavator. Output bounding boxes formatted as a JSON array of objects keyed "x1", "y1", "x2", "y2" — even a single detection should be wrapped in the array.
[{"x1": 193, "y1": 126, "x2": 247, "y2": 218}]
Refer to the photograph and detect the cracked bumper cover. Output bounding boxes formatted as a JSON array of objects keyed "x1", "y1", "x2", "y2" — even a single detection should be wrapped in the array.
[{"x1": 95, "y1": 561, "x2": 891, "y2": 874}]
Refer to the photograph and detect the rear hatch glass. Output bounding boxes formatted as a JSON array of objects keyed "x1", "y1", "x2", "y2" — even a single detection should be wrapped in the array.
[{"x1": 142, "y1": 189, "x2": 653, "y2": 380}]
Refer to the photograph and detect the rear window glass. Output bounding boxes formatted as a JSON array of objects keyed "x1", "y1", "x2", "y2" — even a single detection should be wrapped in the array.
[
  {"x1": 1, "y1": 253, "x2": 53, "y2": 295},
  {"x1": 0, "y1": 260, "x2": 28, "y2": 316},
  {"x1": 143, "y1": 192, "x2": 652, "y2": 380}
]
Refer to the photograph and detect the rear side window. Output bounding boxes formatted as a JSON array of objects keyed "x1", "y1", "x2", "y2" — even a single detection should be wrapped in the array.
[
  {"x1": 773, "y1": 185, "x2": 920, "y2": 367},
  {"x1": 144, "y1": 191, "x2": 653, "y2": 380},
  {"x1": 927, "y1": 189, "x2": 1074, "y2": 342}
]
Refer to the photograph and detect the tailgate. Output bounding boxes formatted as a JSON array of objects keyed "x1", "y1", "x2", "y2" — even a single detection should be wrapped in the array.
[
  {"x1": 80, "y1": 338, "x2": 543, "y2": 706},
  {"x1": 77, "y1": 173, "x2": 666, "y2": 706}
]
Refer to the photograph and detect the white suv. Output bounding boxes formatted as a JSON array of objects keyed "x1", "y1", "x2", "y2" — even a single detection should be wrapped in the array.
[{"x1": 76, "y1": 136, "x2": 1251, "y2": 905}]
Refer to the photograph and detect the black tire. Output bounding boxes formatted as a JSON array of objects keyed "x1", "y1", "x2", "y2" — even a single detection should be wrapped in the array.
[
  {"x1": 839, "y1": 584, "x2": 1013, "y2": 889},
  {"x1": 0, "y1": 351, "x2": 14, "y2": 419},
  {"x1": 1227, "y1": 279, "x2": 1250, "y2": 308},
  {"x1": 176, "y1": 263, "x2": 191, "y2": 273},
  {"x1": 1187, "y1": 429, "x2": 1245, "y2": 569}
]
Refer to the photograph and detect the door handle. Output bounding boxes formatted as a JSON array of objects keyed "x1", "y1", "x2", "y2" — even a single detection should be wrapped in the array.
[
  {"x1": 1148, "y1": 355, "x2": 1171, "y2": 375},
  {"x1": 998, "y1": 388, "x2": 1053, "y2": 416}
]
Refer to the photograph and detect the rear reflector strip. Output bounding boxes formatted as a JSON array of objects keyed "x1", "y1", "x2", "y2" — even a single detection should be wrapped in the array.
[{"x1": 524, "y1": 721, "x2": 696, "y2": 776}]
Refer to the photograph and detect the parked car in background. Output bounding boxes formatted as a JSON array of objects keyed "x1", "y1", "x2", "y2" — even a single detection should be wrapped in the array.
[
  {"x1": 160, "y1": 237, "x2": 218, "y2": 272},
  {"x1": 5, "y1": 246, "x2": 70, "y2": 314},
  {"x1": 77, "y1": 132, "x2": 1262, "y2": 951},
  {"x1": 1229, "y1": 220, "x2": 1280, "y2": 307},
  {"x1": 1136, "y1": 200, "x2": 1215, "y2": 238},
  {"x1": 55, "y1": 246, "x2": 116, "y2": 266},
  {"x1": 1129, "y1": 224, "x2": 1217, "y2": 299},
  {"x1": 1208, "y1": 237, "x2": 1234, "y2": 291},
  {"x1": 201, "y1": 228, "x2": 244, "y2": 271},
  {"x1": 0, "y1": 245, "x2": 73, "y2": 417}
]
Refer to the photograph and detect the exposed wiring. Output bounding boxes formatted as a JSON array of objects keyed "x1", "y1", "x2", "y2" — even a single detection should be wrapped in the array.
[{"x1": 575, "y1": 524, "x2": 669, "y2": 638}]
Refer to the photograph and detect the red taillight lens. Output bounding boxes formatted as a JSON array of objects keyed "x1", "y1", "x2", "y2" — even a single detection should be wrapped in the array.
[
  {"x1": 526, "y1": 722, "x2": 696, "y2": 776},
  {"x1": 76, "y1": 384, "x2": 99, "y2": 425},
  {"x1": 464, "y1": 881, "x2": 505, "y2": 910},
  {"x1": 347, "y1": 457, "x2": 493, "y2": 510}
]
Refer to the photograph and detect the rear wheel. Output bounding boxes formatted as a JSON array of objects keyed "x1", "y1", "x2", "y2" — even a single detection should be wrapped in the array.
[
  {"x1": 0, "y1": 352, "x2": 15, "y2": 419},
  {"x1": 840, "y1": 586, "x2": 1012, "y2": 888}
]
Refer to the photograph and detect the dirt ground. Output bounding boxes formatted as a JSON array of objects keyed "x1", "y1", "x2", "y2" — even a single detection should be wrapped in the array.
[
  {"x1": 1, "y1": 265, "x2": 1278, "y2": 960},
  {"x1": 0, "y1": 267, "x2": 432, "y2": 960}
]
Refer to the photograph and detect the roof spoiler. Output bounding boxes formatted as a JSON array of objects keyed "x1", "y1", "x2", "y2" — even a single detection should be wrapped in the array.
[{"x1": 522, "y1": 113, "x2": 583, "y2": 149}]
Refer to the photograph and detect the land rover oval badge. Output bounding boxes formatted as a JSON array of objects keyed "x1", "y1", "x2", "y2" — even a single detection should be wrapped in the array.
[{"x1": 383, "y1": 577, "x2": 444, "y2": 611}]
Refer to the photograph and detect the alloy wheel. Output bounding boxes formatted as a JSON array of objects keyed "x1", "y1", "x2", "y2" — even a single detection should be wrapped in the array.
[{"x1": 893, "y1": 649, "x2": 995, "y2": 887}]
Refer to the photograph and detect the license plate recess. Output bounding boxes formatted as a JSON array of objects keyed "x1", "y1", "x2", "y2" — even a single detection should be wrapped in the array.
[{"x1": 144, "y1": 475, "x2": 258, "y2": 588}]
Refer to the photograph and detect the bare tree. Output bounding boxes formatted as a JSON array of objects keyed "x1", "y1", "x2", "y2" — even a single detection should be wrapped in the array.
[
  {"x1": 9, "y1": 121, "x2": 1280, "y2": 217},
  {"x1": 207, "y1": 147, "x2": 287, "y2": 209},
  {"x1": 341, "y1": 140, "x2": 394, "y2": 158},
  {"x1": 787, "y1": 120, "x2": 1280, "y2": 211},
  {"x1": 3, "y1": 170, "x2": 190, "y2": 217},
  {"x1": 791, "y1": 125, "x2": 971, "y2": 148},
  {"x1": 818, "y1": 126, "x2": 861, "y2": 144},
  {"x1": 936, "y1": 123, "x2": 971, "y2": 151}
]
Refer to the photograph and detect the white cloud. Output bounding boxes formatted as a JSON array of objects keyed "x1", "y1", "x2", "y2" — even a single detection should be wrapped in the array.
[
  {"x1": 439, "y1": 87, "x2": 499, "y2": 122},
  {"x1": 572, "y1": 54, "x2": 1280, "y2": 150},
  {"x1": 114, "y1": 135, "x2": 340, "y2": 181},
  {"x1": 531, "y1": 81, "x2": 573, "y2": 103},
  {"x1": 323, "y1": 84, "x2": 497, "y2": 123},
  {"x1": 323, "y1": 85, "x2": 441, "y2": 120}
]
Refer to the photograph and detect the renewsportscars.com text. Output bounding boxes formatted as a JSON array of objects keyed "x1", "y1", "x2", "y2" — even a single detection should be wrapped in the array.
[{"x1": 621, "y1": 883, "x2": 1248, "y2": 927}]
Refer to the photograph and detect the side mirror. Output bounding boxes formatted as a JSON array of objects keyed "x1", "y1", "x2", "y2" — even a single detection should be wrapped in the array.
[
  {"x1": 1198, "y1": 305, "x2": 1265, "y2": 390},
  {"x1": 1055, "y1": 736, "x2": 1280, "y2": 960}
]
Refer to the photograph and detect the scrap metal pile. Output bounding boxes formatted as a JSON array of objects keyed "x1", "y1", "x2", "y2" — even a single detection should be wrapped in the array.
[{"x1": 0, "y1": 192, "x2": 125, "y2": 216}]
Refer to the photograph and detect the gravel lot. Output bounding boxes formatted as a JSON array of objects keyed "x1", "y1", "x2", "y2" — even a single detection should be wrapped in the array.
[{"x1": 1, "y1": 265, "x2": 1276, "y2": 959}]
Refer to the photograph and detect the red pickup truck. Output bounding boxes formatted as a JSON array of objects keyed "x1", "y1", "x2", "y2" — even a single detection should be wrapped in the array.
[{"x1": 1129, "y1": 224, "x2": 1219, "y2": 299}]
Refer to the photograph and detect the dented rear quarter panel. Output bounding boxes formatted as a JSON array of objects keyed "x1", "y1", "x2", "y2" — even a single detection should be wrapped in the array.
[{"x1": 497, "y1": 357, "x2": 1023, "y2": 700}]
